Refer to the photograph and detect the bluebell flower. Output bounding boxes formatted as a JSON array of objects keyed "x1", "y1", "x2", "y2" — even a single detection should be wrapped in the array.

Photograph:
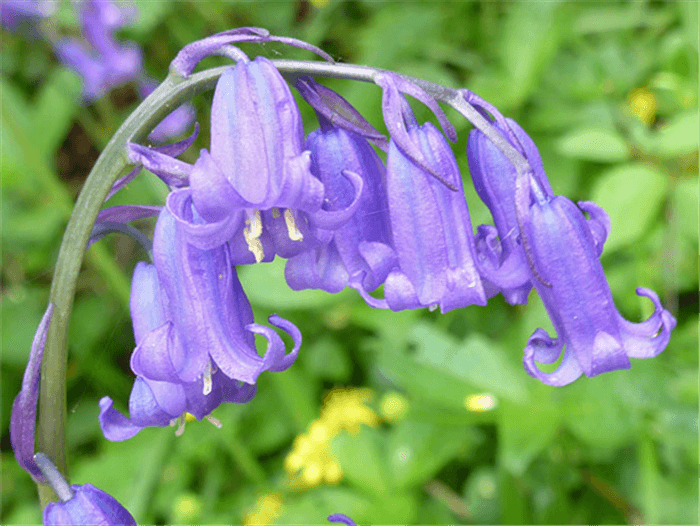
[
  {"x1": 160, "y1": 56, "x2": 361, "y2": 262},
  {"x1": 467, "y1": 117, "x2": 550, "y2": 304},
  {"x1": 467, "y1": 114, "x2": 676, "y2": 385},
  {"x1": 285, "y1": 109, "x2": 394, "y2": 295},
  {"x1": 522, "y1": 194, "x2": 676, "y2": 386},
  {"x1": 35, "y1": 453, "x2": 136, "y2": 526},
  {"x1": 357, "y1": 74, "x2": 486, "y2": 312},
  {"x1": 99, "y1": 206, "x2": 301, "y2": 440},
  {"x1": 10, "y1": 304, "x2": 54, "y2": 482}
]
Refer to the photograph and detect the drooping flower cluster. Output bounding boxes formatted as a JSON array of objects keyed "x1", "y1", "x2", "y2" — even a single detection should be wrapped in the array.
[{"x1": 116, "y1": 28, "x2": 674, "y2": 396}]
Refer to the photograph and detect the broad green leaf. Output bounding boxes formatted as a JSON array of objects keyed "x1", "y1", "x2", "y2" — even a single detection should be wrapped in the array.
[
  {"x1": 574, "y1": 4, "x2": 673, "y2": 34},
  {"x1": 672, "y1": 176, "x2": 699, "y2": 243},
  {"x1": 331, "y1": 426, "x2": 393, "y2": 496},
  {"x1": 498, "y1": 395, "x2": 560, "y2": 476},
  {"x1": 561, "y1": 376, "x2": 641, "y2": 456},
  {"x1": 591, "y1": 163, "x2": 667, "y2": 253},
  {"x1": 556, "y1": 127, "x2": 629, "y2": 162},
  {"x1": 387, "y1": 419, "x2": 469, "y2": 489},
  {"x1": 652, "y1": 111, "x2": 699, "y2": 158},
  {"x1": 411, "y1": 323, "x2": 529, "y2": 403},
  {"x1": 33, "y1": 68, "x2": 81, "y2": 154},
  {"x1": 500, "y1": 1, "x2": 562, "y2": 107}
]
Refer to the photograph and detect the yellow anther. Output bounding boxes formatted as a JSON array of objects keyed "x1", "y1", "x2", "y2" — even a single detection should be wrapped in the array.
[
  {"x1": 284, "y1": 209, "x2": 304, "y2": 241},
  {"x1": 202, "y1": 360, "x2": 213, "y2": 395},
  {"x1": 243, "y1": 210, "x2": 265, "y2": 263},
  {"x1": 464, "y1": 393, "x2": 497, "y2": 412}
]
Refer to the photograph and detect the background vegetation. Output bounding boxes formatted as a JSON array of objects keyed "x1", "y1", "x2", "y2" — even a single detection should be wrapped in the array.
[{"x1": 2, "y1": 1, "x2": 698, "y2": 524}]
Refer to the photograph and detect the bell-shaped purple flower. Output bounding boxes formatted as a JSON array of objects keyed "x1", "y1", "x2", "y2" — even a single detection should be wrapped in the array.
[
  {"x1": 35, "y1": 452, "x2": 136, "y2": 526},
  {"x1": 285, "y1": 116, "x2": 394, "y2": 295},
  {"x1": 161, "y1": 56, "x2": 361, "y2": 262},
  {"x1": 99, "y1": 205, "x2": 301, "y2": 440},
  {"x1": 467, "y1": 117, "x2": 556, "y2": 304},
  {"x1": 522, "y1": 194, "x2": 676, "y2": 386},
  {"x1": 378, "y1": 120, "x2": 487, "y2": 312}
]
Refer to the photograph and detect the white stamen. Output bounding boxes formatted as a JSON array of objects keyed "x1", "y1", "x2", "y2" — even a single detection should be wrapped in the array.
[
  {"x1": 428, "y1": 304, "x2": 438, "y2": 312},
  {"x1": 284, "y1": 209, "x2": 304, "y2": 241},
  {"x1": 243, "y1": 209, "x2": 264, "y2": 263},
  {"x1": 205, "y1": 415, "x2": 222, "y2": 428},
  {"x1": 202, "y1": 360, "x2": 213, "y2": 395}
]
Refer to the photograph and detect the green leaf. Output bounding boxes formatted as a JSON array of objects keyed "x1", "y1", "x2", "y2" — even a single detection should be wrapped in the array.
[
  {"x1": 500, "y1": 1, "x2": 562, "y2": 107},
  {"x1": 652, "y1": 111, "x2": 699, "y2": 158},
  {"x1": 33, "y1": 68, "x2": 82, "y2": 154},
  {"x1": 498, "y1": 396, "x2": 560, "y2": 476},
  {"x1": 556, "y1": 127, "x2": 629, "y2": 162},
  {"x1": 387, "y1": 419, "x2": 468, "y2": 489},
  {"x1": 411, "y1": 323, "x2": 529, "y2": 403},
  {"x1": 591, "y1": 163, "x2": 667, "y2": 253},
  {"x1": 331, "y1": 426, "x2": 393, "y2": 496},
  {"x1": 672, "y1": 176, "x2": 699, "y2": 243},
  {"x1": 238, "y1": 257, "x2": 356, "y2": 309}
]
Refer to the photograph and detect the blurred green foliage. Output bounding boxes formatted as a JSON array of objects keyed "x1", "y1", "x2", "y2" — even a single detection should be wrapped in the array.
[{"x1": 2, "y1": 1, "x2": 698, "y2": 524}]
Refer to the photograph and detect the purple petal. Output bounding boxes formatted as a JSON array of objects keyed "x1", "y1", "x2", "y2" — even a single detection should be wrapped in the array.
[
  {"x1": 127, "y1": 143, "x2": 192, "y2": 187},
  {"x1": 10, "y1": 303, "x2": 54, "y2": 482},
  {"x1": 170, "y1": 27, "x2": 333, "y2": 78},
  {"x1": 98, "y1": 397, "x2": 144, "y2": 442},
  {"x1": 619, "y1": 287, "x2": 677, "y2": 359},
  {"x1": 523, "y1": 330, "x2": 584, "y2": 387},
  {"x1": 307, "y1": 169, "x2": 363, "y2": 230},
  {"x1": 296, "y1": 77, "x2": 386, "y2": 146},
  {"x1": 43, "y1": 483, "x2": 136, "y2": 526},
  {"x1": 166, "y1": 188, "x2": 243, "y2": 250}
]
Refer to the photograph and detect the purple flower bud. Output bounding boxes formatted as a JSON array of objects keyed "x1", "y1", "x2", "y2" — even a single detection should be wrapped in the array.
[
  {"x1": 522, "y1": 195, "x2": 676, "y2": 386},
  {"x1": 35, "y1": 453, "x2": 136, "y2": 526},
  {"x1": 285, "y1": 120, "x2": 394, "y2": 295},
  {"x1": 43, "y1": 484, "x2": 136, "y2": 526},
  {"x1": 99, "y1": 206, "x2": 301, "y2": 440}
]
